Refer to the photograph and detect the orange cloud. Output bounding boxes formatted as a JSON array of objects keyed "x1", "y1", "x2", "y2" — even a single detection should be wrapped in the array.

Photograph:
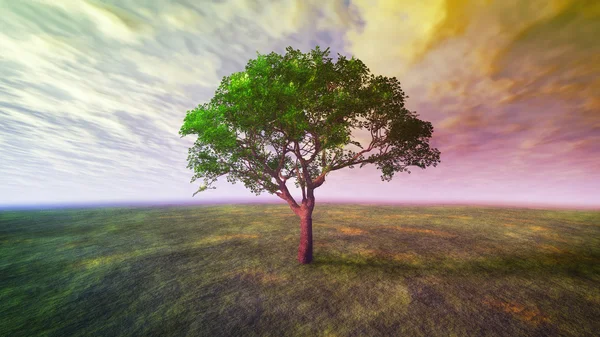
[{"x1": 410, "y1": 0, "x2": 491, "y2": 66}]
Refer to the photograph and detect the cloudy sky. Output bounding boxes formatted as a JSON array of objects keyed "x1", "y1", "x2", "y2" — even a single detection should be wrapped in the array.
[{"x1": 1, "y1": 0, "x2": 598, "y2": 209}]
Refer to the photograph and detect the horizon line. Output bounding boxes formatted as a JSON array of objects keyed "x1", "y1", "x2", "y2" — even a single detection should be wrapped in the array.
[{"x1": 1, "y1": 199, "x2": 598, "y2": 211}]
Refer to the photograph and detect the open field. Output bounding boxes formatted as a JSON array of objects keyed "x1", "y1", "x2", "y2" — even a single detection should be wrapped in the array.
[{"x1": 1, "y1": 204, "x2": 599, "y2": 337}]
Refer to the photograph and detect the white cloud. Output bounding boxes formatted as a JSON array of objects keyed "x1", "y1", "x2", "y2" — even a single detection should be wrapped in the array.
[
  {"x1": 35, "y1": 0, "x2": 154, "y2": 44},
  {"x1": 124, "y1": 50, "x2": 222, "y2": 87},
  {"x1": 0, "y1": 0, "x2": 363, "y2": 204}
]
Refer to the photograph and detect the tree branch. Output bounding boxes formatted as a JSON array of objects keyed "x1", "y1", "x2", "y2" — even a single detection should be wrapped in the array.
[
  {"x1": 276, "y1": 139, "x2": 292, "y2": 182},
  {"x1": 333, "y1": 144, "x2": 395, "y2": 172},
  {"x1": 239, "y1": 134, "x2": 279, "y2": 180},
  {"x1": 329, "y1": 150, "x2": 340, "y2": 168},
  {"x1": 294, "y1": 161, "x2": 306, "y2": 201},
  {"x1": 330, "y1": 143, "x2": 374, "y2": 171},
  {"x1": 240, "y1": 159, "x2": 277, "y2": 192},
  {"x1": 294, "y1": 140, "x2": 314, "y2": 189},
  {"x1": 279, "y1": 171, "x2": 293, "y2": 182},
  {"x1": 305, "y1": 130, "x2": 321, "y2": 164},
  {"x1": 275, "y1": 180, "x2": 302, "y2": 216},
  {"x1": 327, "y1": 119, "x2": 388, "y2": 172}
]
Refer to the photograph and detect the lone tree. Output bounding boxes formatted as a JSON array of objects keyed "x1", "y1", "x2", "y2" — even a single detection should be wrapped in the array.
[{"x1": 180, "y1": 46, "x2": 441, "y2": 264}]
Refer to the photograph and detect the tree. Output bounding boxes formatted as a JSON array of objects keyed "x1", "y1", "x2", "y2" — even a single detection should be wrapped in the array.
[{"x1": 179, "y1": 46, "x2": 441, "y2": 264}]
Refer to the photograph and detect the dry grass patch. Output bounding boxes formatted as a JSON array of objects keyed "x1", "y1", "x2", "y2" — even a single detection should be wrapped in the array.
[
  {"x1": 472, "y1": 245, "x2": 501, "y2": 255},
  {"x1": 344, "y1": 213, "x2": 370, "y2": 220},
  {"x1": 350, "y1": 248, "x2": 423, "y2": 265},
  {"x1": 380, "y1": 225, "x2": 457, "y2": 238},
  {"x1": 316, "y1": 223, "x2": 367, "y2": 235},
  {"x1": 505, "y1": 232, "x2": 529, "y2": 240},
  {"x1": 538, "y1": 244, "x2": 569, "y2": 254},
  {"x1": 262, "y1": 209, "x2": 291, "y2": 216},
  {"x1": 504, "y1": 217, "x2": 536, "y2": 224},
  {"x1": 379, "y1": 214, "x2": 436, "y2": 219},
  {"x1": 529, "y1": 226, "x2": 548, "y2": 231},
  {"x1": 75, "y1": 249, "x2": 155, "y2": 269},
  {"x1": 327, "y1": 210, "x2": 364, "y2": 217},
  {"x1": 447, "y1": 215, "x2": 473, "y2": 220},
  {"x1": 189, "y1": 234, "x2": 259, "y2": 247},
  {"x1": 390, "y1": 252, "x2": 422, "y2": 265},
  {"x1": 214, "y1": 234, "x2": 259, "y2": 240},
  {"x1": 482, "y1": 298, "x2": 550, "y2": 326},
  {"x1": 354, "y1": 248, "x2": 379, "y2": 258},
  {"x1": 249, "y1": 221, "x2": 267, "y2": 226},
  {"x1": 338, "y1": 227, "x2": 366, "y2": 235},
  {"x1": 325, "y1": 211, "x2": 371, "y2": 221},
  {"x1": 539, "y1": 233, "x2": 571, "y2": 244},
  {"x1": 314, "y1": 241, "x2": 333, "y2": 248},
  {"x1": 77, "y1": 254, "x2": 129, "y2": 269},
  {"x1": 585, "y1": 292, "x2": 600, "y2": 304}
]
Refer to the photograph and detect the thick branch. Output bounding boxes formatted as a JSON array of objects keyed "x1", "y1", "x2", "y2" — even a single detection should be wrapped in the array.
[
  {"x1": 311, "y1": 174, "x2": 326, "y2": 189},
  {"x1": 275, "y1": 181, "x2": 302, "y2": 216}
]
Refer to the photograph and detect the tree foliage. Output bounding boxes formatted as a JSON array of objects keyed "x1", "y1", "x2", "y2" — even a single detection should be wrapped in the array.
[{"x1": 180, "y1": 46, "x2": 440, "y2": 201}]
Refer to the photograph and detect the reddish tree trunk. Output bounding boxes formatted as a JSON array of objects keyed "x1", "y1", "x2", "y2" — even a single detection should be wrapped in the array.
[
  {"x1": 280, "y1": 185, "x2": 317, "y2": 264},
  {"x1": 297, "y1": 211, "x2": 314, "y2": 264}
]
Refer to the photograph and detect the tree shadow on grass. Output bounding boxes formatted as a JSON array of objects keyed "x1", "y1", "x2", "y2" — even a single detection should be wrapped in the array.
[
  {"x1": 21, "y1": 244, "x2": 598, "y2": 337},
  {"x1": 310, "y1": 250, "x2": 598, "y2": 337},
  {"x1": 311, "y1": 250, "x2": 600, "y2": 280}
]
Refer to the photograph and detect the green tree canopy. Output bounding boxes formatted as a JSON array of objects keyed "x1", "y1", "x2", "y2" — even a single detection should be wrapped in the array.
[{"x1": 180, "y1": 45, "x2": 440, "y2": 209}]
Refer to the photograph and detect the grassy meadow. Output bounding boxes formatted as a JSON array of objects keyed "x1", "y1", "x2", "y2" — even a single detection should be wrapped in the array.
[{"x1": 1, "y1": 203, "x2": 599, "y2": 337}]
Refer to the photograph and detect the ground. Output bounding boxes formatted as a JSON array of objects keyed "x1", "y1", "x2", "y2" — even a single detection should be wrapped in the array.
[{"x1": 1, "y1": 204, "x2": 598, "y2": 336}]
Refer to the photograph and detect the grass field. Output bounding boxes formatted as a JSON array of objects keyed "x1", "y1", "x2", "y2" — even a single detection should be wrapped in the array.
[{"x1": 1, "y1": 203, "x2": 599, "y2": 337}]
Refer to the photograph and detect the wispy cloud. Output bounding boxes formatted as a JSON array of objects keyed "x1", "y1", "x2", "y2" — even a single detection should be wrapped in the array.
[{"x1": 0, "y1": 0, "x2": 359, "y2": 204}]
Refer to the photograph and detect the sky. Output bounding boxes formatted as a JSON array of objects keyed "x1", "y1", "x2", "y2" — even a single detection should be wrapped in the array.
[{"x1": 1, "y1": 0, "x2": 599, "y2": 210}]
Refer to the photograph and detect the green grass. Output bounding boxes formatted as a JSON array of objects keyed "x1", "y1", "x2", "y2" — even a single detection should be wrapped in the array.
[{"x1": 1, "y1": 203, "x2": 599, "y2": 337}]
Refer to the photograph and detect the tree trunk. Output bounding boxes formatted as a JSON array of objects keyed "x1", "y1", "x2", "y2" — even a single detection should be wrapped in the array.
[
  {"x1": 297, "y1": 210, "x2": 314, "y2": 264},
  {"x1": 280, "y1": 185, "x2": 317, "y2": 264}
]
